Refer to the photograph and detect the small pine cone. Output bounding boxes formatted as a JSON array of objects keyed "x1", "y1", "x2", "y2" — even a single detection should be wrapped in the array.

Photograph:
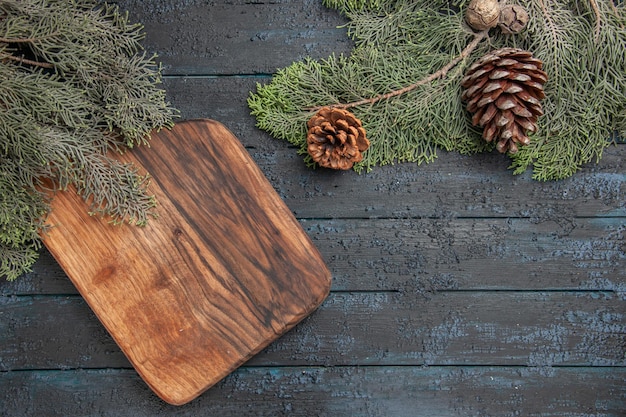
[
  {"x1": 498, "y1": 5, "x2": 529, "y2": 34},
  {"x1": 461, "y1": 48, "x2": 548, "y2": 154},
  {"x1": 306, "y1": 107, "x2": 370, "y2": 170},
  {"x1": 465, "y1": 0, "x2": 501, "y2": 31}
]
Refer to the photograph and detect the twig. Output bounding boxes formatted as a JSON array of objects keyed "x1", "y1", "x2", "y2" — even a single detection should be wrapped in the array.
[
  {"x1": 308, "y1": 29, "x2": 488, "y2": 112},
  {"x1": 0, "y1": 32, "x2": 59, "y2": 68},
  {"x1": 0, "y1": 53, "x2": 53, "y2": 69},
  {"x1": 609, "y1": 0, "x2": 619, "y2": 15},
  {"x1": 0, "y1": 31, "x2": 60, "y2": 44},
  {"x1": 609, "y1": 0, "x2": 624, "y2": 29},
  {"x1": 589, "y1": 0, "x2": 601, "y2": 42},
  {"x1": 538, "y1": 0, "x2": 560, "y2": 78},
  {"x1": 0, "y1": 36, "x2": 38, "y2": 43}
]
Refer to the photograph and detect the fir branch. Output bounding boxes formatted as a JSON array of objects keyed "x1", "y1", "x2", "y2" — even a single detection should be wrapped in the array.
[
  {"x1": 322, "y1": 0, "x2": 385, "y2": 14},
  {"x1": 0, "y1": 50, "x2": 52, "y2": 68},
  {"x1": 310, "y1": 29, "x2": 487, "y2": 111},
  {"x1": 508, "y1": 0, "x2": 626, "y2": 180},
  {"x1": 0, "y1": 0, "x2": 177, "y2": 280},
  {"x1": 250, "y1": 0, "x2": 625, "y2": 180},
  {"x1": 0, "y1": 157, "x2": 47, "y2": 281},
  {"x1": 0, "y1": 30, "x2": 59, "y2": 43},
  {"x1": 610, "y1": 1, "x2": 623, "y2": 28},
  {"x1": 589, "y1": 0, "x2": 601, "y2": 41}
]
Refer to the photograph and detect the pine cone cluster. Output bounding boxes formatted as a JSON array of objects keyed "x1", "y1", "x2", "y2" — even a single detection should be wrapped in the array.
[
  {"x1": 306, "y1": 107, "x2": 370, "y2": 170},
  {"x1": 461, "y1": 47, "x2": 548, "y2": 154}
]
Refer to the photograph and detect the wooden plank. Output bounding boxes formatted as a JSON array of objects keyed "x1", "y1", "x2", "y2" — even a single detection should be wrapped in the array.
[
  {"x1": 161, "y1": 77, "x2": 264, "y2": 146},
  {"x1": 40, "y1": 120, "x2": 331, "y2": 405},
  {"x1": 308, "y1": 217, "x2": 626, "y2": 291},
  {"x1": 0, "y1": 295, "x2": 125, "y2": 370},
  {"x1": 113, "y1": 0, "x2": 353, "y2": 75},
  {"x1": 3, "y1": 217, "x2": 624, "y2": 295},
  {"x1": 3, "y1": 292, "x2": 624, "y2": 370},
  {"x1": 2, "y1": 367, "x2": 625, "y2": 416},
  {"x1": 275, "y1": 156, "x2": 625, "y2": 219}
]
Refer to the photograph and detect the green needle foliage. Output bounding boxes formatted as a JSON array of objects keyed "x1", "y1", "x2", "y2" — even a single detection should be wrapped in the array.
[
  {"x1": 248, "y1": 0, "x2": 625, "y2": 178},
  {"x1": 1, "y1": 0, "x2": 177, "y2": 281}
]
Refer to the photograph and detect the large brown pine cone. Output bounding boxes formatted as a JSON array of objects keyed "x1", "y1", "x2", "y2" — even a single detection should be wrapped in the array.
[
  {"x1": 306, "y1": 107, "x2": 370, "y2": 170},
  {"x1": 461, "y1": 47, "x2": 548, "y2": 154}
]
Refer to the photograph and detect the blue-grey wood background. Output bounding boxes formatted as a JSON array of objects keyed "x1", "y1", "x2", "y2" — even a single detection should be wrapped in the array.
[{"x1": 1, "y1": 1, "x2": 625, "y2": 415}]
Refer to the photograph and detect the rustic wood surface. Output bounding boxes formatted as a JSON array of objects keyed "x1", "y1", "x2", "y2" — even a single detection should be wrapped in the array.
[
  {"x1": 1, "y1": 0, "x2": 625, "y2": 415},
  {"x1": 37, "y1": 119, "x2": 331, "y2": 405}
]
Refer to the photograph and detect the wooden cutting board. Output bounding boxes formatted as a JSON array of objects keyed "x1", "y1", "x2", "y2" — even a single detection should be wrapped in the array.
[{"x1": 42, "y1": 119, "x2": 331, "y2": 405}]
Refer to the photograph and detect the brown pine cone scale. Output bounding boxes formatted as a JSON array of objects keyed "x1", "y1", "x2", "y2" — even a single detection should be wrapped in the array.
[{"x1": 461, "y1": 47, "x2": 547, "y2": 154}]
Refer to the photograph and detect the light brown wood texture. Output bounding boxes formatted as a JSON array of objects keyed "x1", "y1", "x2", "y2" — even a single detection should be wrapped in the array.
[{"x1": 41, "y1": 119, "x2": 332, "y2": 405}]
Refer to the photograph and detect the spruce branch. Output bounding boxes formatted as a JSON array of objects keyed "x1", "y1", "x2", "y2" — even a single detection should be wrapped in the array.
[
  {"x1": 0, "y1": 51, "x2": 53, "y2": 68},
  {"x1": 589, "y1": 0, "x2": 601, "y2": 41},
  {"x1": 535, "y1": 0, "x2": 562, "y2": 73},
  {"x1": 0, "y1": 0, "x2": 177, "y2": 281},
  {"x1": 0, "y1": 31, "x2": 59, "y2": 43},
  {"x1": 309, "y1": 29, "x2": 488, "y2": 111},
  {"x1": 249, "y1": 0, "x2": 624, "y2": 180},
  {"x1": 610, "y1": 1, "x2": 623, "y2": 28}
]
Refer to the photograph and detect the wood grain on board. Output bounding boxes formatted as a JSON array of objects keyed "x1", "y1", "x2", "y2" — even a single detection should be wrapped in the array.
[{"x1": 40, "y1": 119, "x2": 331, "y2": 405}]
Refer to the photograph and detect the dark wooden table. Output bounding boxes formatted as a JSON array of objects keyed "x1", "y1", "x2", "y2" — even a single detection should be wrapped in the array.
[{"x1": 2, "y1": 1, "x2": 625, "y2": 415}]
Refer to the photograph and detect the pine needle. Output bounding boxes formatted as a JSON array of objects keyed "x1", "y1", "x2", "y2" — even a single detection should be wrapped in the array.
[
  {"x1": 0, "y1": 0, "x2": 177, "y2": 280},
  {"x1": 248, "y1": 0, "x2": 626, "y2": 180}
]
